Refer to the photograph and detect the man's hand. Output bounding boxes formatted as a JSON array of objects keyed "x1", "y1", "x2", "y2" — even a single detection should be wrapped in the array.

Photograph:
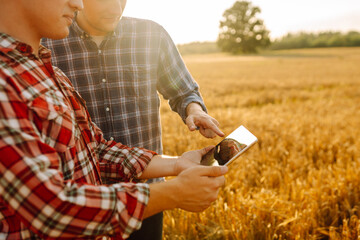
[
  {"x1": 143, "y1": 165, "x2": 228, "y2": 218},
  {"x1": 173, "y1": 146, "x2": 215, "y2": 175},
  {"x1": 171, "y1": 165, "x2": 228, "y2": 212},
  {"x1": 186, "y1": 102, "x2": 224, "y2": 138}
]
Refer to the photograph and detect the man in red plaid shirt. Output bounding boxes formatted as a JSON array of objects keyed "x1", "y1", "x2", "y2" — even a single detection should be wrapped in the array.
[{"x1": 0, "y1": 0, "x2": 227, "y2": 239}]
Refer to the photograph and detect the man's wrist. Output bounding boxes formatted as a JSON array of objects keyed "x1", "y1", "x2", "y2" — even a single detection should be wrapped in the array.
[
  {"x1": 140, "y1": 155, "x2": 179, "y2": 179},
  {"x1": 144, "y1": 181, "x2": 179, "y2": 218},
  {"x1": 172, "y1": 156, "x2": 181, "y2": 176},
  {"x1": 186, "y1": 102, "x2": 204, "y2": 116}
]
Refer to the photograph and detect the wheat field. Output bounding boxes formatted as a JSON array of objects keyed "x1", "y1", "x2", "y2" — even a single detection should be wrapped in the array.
[{"x1": 160, "y1": 48, "x2": 360, "y2": 240}]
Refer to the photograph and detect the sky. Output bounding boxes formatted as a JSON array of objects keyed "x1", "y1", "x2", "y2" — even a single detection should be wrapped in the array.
[{"x1": 124, "y1": 0, "x2": 360, "y2": 44}]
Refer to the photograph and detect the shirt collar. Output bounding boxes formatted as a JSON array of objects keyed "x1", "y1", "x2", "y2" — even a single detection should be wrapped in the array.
[
  {"x1": 0, "y1": 32, "x2": 28, "y2": 54},
  {"x1": 71, "y1": 18, "x2": 117, "y2": 40},
  {"x1": 0, "y1": 32, "x2": 52, "y2": 60}
]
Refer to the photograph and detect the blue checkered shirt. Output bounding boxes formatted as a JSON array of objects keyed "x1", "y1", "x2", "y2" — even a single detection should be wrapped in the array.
[{"x1": 42, "y1": 17, "x2": 206, "y2": 182}]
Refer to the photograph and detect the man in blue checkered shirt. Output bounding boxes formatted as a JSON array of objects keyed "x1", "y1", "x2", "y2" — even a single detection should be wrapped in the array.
[{"x1": 42, "y1": 0, "x2": 224, "y2": 239}]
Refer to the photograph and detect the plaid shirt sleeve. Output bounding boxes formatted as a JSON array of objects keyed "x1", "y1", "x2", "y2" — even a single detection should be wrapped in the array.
[
  {"x1": 92, "y1": 122, "x2": 157, "y2": 184},
  {"x1": 156, "y1": 25, "x2": 208, "y2": 122}
]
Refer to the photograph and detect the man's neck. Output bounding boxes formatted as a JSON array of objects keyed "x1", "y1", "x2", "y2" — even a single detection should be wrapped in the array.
[
  {"x1": 91, "y1": 35, "x2": 105, "y2": 47},
  {"x1": 0, "y1": 8, "x2": 40, "y2": 56}
]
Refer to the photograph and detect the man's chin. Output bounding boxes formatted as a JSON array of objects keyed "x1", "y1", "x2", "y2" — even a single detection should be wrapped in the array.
[{"x1": 101, "y1": 21, "x2": 119, "y2": 32}]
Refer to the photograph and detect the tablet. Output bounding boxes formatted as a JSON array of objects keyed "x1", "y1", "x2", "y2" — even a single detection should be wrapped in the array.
[{"x1": 200, "y1": 125, "x2": 258, "y2": 166}]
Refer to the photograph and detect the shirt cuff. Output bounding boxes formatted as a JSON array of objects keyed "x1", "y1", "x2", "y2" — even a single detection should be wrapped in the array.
[
  {"x1": 132, "y1": 148, "x2": 157, "y2": 179},
  {"x1": 113, "y1": 182, "x2": 150, "y2": 239},
  {"x1": 179, "y1": 95, "x2": 207, "y2": 123}
]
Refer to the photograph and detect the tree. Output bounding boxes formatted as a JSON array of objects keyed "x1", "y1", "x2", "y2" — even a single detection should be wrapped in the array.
[{"x1": 217, "y1": 1, "x2": 270, "y2": 54}]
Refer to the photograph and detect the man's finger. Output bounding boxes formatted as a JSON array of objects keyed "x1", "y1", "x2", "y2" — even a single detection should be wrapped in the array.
[
  {"x1": 194, "y1": 165, "x2": 228, "y2": 177},
  {"x1": 199, "y1": 128, "x2": 217, "y2": 138},
  {"x1": 211, "y1": 118, "x2": 220, "y2": 127},
  {"x1": 206, "y1": 121, "x2": 225, "y2": 137},
  {"x1": 199, "y1": 145, "x2": 215, "y2": 156},
  {"x1": 185, "y1": 116, "x2": 198, "y2": 131},
  {"x1": 197, "y1": 118, "x2": 224, "y2": 137}
]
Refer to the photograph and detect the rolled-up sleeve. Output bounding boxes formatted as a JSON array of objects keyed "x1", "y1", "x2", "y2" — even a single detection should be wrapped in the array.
[{"x1": 93, "y1": 123, "x2": 157, "y2": 183}]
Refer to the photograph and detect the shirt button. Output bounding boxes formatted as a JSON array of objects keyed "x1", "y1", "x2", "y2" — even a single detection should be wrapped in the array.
[
  {"x1": 106, "y1": 107, "x2": 110, "y2": 112},
  {"x1": 102, "y1": 78, "x2": 106, "y2": 83}
]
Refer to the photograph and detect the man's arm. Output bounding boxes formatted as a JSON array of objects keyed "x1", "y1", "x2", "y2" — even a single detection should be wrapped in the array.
[
  {"x1": 143, "y1": 165, "x2": 228, "y2": 219},
  {"x1": 93, "y1": 125, "x2": 213, "y2": 181},
  {"x1": 138, "y1": 145, "x2": 214, "y2": 179},
  {"x1": 156, "y1": 25, "x2": 224, "y2": 138}
]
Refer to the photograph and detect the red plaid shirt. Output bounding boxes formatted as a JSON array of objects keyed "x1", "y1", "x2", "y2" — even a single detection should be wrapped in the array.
[{"x1": 0, "y1": 33, "x2": 156, "y2": 239}]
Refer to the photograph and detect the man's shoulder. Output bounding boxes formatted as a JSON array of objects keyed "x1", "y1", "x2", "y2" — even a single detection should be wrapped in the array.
[
  {"x1": 120, "y1": 16, "x2": 159, "y2": 25},
  {"x1": 118, "y1": 17, "x2": 164, "y2": 32}
]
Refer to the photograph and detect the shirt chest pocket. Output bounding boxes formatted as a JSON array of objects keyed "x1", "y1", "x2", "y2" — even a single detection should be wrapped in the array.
[{"x1": 29, "y1": 90, "x2": 79, "y2": 152}]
